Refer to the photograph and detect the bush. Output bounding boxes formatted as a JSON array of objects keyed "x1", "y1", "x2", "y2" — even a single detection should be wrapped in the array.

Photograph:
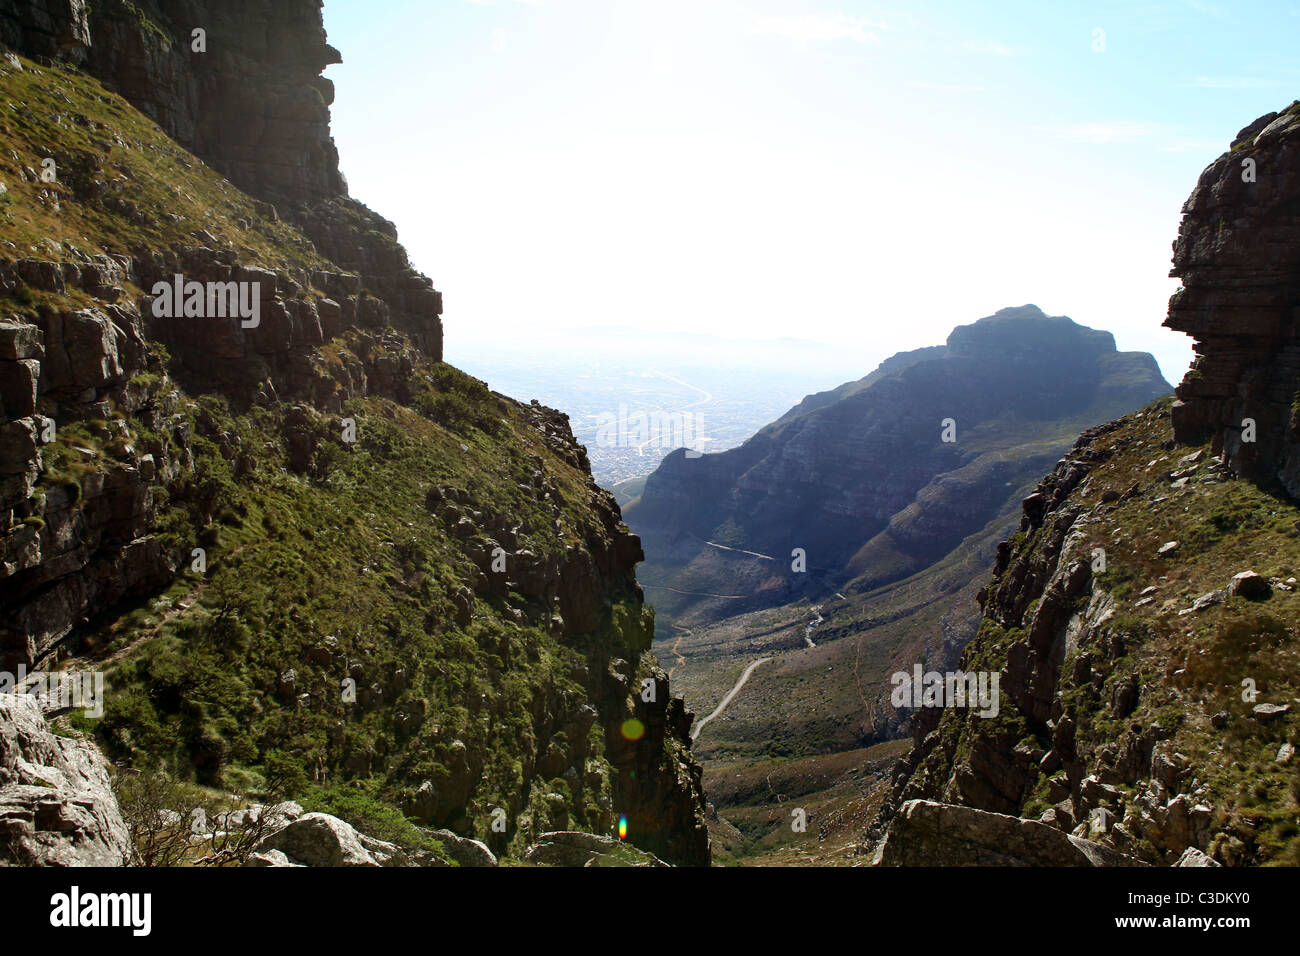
[{"x1": 299, "y1": 783, "x2": 434, "y2": 850}]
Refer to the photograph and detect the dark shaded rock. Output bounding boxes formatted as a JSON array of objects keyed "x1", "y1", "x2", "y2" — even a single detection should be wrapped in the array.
[
  {"x1": 1165, "y1": 100, "x2": 1300, "y2": 497},
  {"x1": 873, "y1": 800, "x2": 1144, "y2": 866},
  {"x1": 523, "y1": 830, "x2": 668, "y2": 867}
]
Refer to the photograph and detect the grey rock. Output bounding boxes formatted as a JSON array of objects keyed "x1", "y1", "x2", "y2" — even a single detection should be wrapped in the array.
[
  {"x1": 244, "y1": 849, "x2": 303, "y2": 867},
  {"x1": 1252, "y1": 702, "x2": 1289, "y2": 722},
  {"x1": 419, "y1": 828, "x2": 497, "y2": 867},
  {"x1": 254, "y1": 812, "x2": 407, "y2": 867},
  {"x1": 0, "y1": 694, "x2": 132, "y2": 866},
  {"x1": 1180, "y1": 590, "x2": 1226, "y2": 614},
  {"x1": 872, "y1": 800, "x2": 1144, "y2": 867},
  {"x1": 1229, "y1": 570, "x2": 1270, "y2": 598},
  {"x1": 1174, "y1": 846, "x2": 1220, "y2": 867},
  {"x1": 523, "y1": 830, "x2": 668, "y2": 867}
]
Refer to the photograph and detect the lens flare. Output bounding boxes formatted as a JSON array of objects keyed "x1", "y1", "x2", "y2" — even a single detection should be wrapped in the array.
[
  {"x1": 618, "y1": 815, "x2": 628, "y2": 840},
  {"x1": 620, "y1": 718, "x2": 645, "y2": 741}
]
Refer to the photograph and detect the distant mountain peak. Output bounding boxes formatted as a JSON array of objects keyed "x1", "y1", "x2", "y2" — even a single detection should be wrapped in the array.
[{"x1": 946, "y1": 307, "x2": 1117, "y2": 356}]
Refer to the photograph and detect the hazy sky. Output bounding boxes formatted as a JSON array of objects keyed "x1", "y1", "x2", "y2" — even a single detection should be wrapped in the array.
[{"x1": 321, "y1": 0, "x2": 1300, "y2": 384}]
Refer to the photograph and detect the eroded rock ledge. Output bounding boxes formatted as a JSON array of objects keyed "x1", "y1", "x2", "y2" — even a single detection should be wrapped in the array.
[
  {"x1": 0, "y1": 693, "x2": 133, "y2": 866},
  {"x1": 1166, "y1": 100, "x2": 1300, "y2": 496}
]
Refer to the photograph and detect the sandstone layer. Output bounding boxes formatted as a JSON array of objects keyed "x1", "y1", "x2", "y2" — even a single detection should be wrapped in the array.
[{"x1": 1166, "y1": 100, "x2": 1300, "y2": 496}]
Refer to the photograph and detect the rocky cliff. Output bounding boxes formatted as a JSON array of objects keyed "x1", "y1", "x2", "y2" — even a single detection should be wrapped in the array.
[
  {"x1": 0, "y1": 2, "x2": 709, "y2": 865},
  {"x1": 1167, "y1": 100, "x2": 1300, "y2": 497},
  {"x1": 627, "y1": 307, "x2": 1169, "y2": 625},
  {"x1": 1, "y1": 0, "x2": 442, "y2": 357},
  {"x1": 874, "y1": 104, "x2": 1300, "y2": 866},
  {"x1": 0, "y1": 692, "x2": 133, "y2": 865}
]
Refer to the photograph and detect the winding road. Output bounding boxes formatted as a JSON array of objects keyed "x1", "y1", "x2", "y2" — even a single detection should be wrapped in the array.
[
  {"x1": 641, "y1": 584, "x2": 748, "y2": 599},
  {"x1": 804, "y1": 605, "x2": 824, "y2": 648},
  {"x1": 691, "y1": 656, "x2": 773, "y2": 740},
  {"x1": 667, "y1": 625, "x2": 690, "y2": 679},
  {"x1": 705, "y1": 541, "x2": 775, "y2": 561}
]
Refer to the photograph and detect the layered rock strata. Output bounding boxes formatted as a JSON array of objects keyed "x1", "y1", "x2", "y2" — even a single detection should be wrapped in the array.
[{"x1": 1166, "y1": 100, "x2": 1300, "y2": 496}]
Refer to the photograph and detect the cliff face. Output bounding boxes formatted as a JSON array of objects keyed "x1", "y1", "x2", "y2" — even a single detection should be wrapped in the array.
[
  {"x1": 626, "y1": 306, "x2": 1170, "y2": 624},
  {"x1": 4, "y1": 0, "x2": 345, "y2": 203},
  {"x1": 1166, "y1": 100, "x2": 1300, "y2": 497},
  {"x1": 1, "y1": 0, "x2": 442, "y2": 358},
  {"x1": 0, "y1": 692, "x2": 133, "y2": 865},
  {"x1": 0, "y1": 3, "x2": 709, "y2": 865},
  {"x1": 876, "y1": 105, "x2": 1300, "y2": 866}
]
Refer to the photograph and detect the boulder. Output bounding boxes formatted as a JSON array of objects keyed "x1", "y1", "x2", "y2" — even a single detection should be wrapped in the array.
[
  {"x1": 1228, "y1": 570, "x2": 1270, "y2": 598},
  {"x1": 418, "y1": 828, "x2": 497, "y2": 867},
  {"x1": 1174, "y1": 846, "x2": 1221, "y2": 867},
  {"x1": 244, "y1": 849, "x2": 303, "y2": 867},
  {"x1": 523, "y1": 830, "x2": 668, "y2": 867},
  {"x1": 872, "y1": 799, "x2": 1145, "y2": 867},
  {"x1": 253, "y1": 812, "x2": 407, "y2": 867},
  {"x1": 1252, "y1": 702, "x2": 1289, "y2": 722},
  {"x1": 0, "y1": 694, "x2": 133, "y2": 866}
]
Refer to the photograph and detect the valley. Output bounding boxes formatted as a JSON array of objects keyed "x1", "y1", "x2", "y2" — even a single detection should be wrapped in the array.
[
  {"x1": 625, "y1": 306, "x2": 1174, "y2": 861},
  {"x1": 1, "y1": 0, "x2": 1298, "y2": 883}
]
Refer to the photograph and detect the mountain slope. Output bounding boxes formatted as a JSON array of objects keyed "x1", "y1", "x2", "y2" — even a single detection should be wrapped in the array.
[
  {"x1": 619, "y1": 307, "x2": 1167, "y2": 863},
  {"x1": 0, "y1": 2, "x2": 709, "y2": 865},
  {"x1": 873, "y1": 101, "x2": 1300, "y2": 867},
  {"x1": 625, "y1": 306, "x2": 1170, "y2": 625}
]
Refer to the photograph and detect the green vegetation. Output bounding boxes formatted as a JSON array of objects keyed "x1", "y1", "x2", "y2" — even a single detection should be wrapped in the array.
[
  {"x1": 77, "y1": 370, "x2": 640, "y2": 857},
  {"x1": 923, "y1": 397, "x2": 1300, "y2": 864},
  {"x1": 0, "y1": 54, "x2": 322, "y2": 269}
]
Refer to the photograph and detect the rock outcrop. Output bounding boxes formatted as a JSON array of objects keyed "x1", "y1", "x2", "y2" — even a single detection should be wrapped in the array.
[
  {"x1": 0, "y1": 3, "x2": 711, "y2": 866},
  {"x1": 523, "y1": 830, "x2": 669, "y2": 867},
  {"x1": 627, "y1": 307, "x2": 1169, "y2": 623},
  {"x1": 878, "y1": 411, "x2": 1229, "y2": 862},
  {"x1": 0, "y1": 0, "x2": 443, "y2": 360},
  {"x1": 0, "y1": 693, "x2": 132, "y2": 866},
  {"x1": 863, "y1": 105, "x2": 1300, "y2": 866},
  {"x1": 253, "y1": 812, "x2": 409, "y2": 867},
  {"x1": 873, "y1": 799, "x2": 1142, "y2": 867},
  {"x1": 1166, "y1": 99, "x2": 1300, "y2": 496},
  {"x1": 0, "y1": 249, "x2": 438, "y2": 671}
]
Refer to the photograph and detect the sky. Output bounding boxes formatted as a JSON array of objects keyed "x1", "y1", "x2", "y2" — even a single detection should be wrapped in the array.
[{"x1": 320, "y1": 0, "x2": 1300, "y2": 385}]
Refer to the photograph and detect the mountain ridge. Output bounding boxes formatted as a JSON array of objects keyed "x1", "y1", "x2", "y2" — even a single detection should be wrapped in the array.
[
  {"x1": 870, "y1": 100, "x2": 1300, "y2": 867},
  {"x1": 626, "y1": 304, "x2": 1171, "y2": 625},
  {"x1": 0, "y1": 0, "x2": 710, "y2": 866}
]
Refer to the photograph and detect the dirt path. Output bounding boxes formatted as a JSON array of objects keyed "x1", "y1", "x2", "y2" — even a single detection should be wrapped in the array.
[
  {"x1": 704, "y1": 541, "x2": 775, "y2": 561},
  {"x1": 804, "y1": 604, "x2": 824, "y2": 648},
  {"x1": 642, "y1": 584, "x2": 748, "y2": 599},
  {"x1": 667, "y1": 625, "x2": 690, "y2": 679},
  {"x1": 14, "y1": 584, "x2": 203, "y2": 695},
  {"x1": 692, "y1": 655, "x2": 773, "y2": 741}
]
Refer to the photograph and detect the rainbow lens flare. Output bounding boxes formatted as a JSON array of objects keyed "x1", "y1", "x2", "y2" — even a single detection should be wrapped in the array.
[
  {"x1": 618, "y1": 815, "x2": 628, "y2": 840},
  {"x1": 620, "y1": 718, "x2": 645, "y2": 741}
]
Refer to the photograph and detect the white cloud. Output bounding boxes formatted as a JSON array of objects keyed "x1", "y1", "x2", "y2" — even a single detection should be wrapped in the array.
[{"x1": 748, "y1": 14, "x2": 885, "y2": 45}]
